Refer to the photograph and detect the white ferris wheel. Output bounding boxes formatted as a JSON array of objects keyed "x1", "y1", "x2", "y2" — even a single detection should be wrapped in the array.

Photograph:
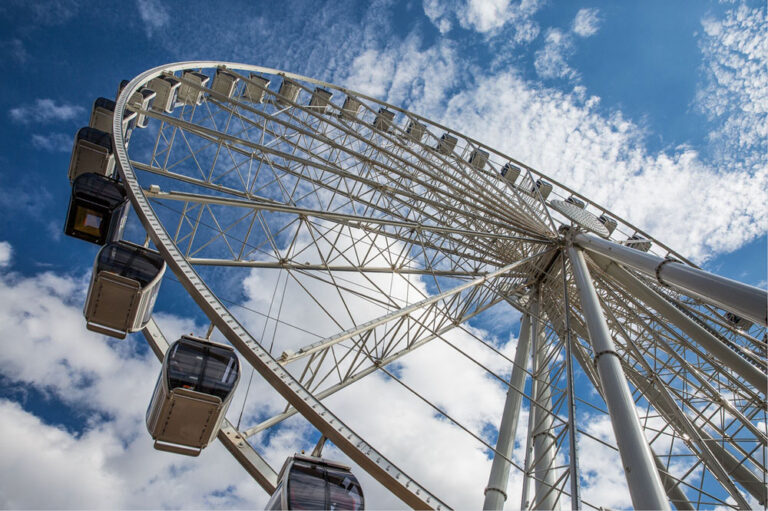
[{"x1": 63, "y1": 61, "x2": 767, "y2": 510}]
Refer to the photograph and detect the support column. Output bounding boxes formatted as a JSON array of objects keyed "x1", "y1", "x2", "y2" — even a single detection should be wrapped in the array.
[
  {"x1": 567, "y1": 245, "x2": 671, "y2": 511},
  {"x1": 574, "y1": 232, "x2": 767, "y2": 326},
  {"x1": 530, "y1": 295, "x2": 560, "y2": 511},
  {"x1": 588, "y1": 251, "x2": 767, "y2": 392},
  {"x1": 483, "y1": 311, "x2": 533, "y2": 510}
]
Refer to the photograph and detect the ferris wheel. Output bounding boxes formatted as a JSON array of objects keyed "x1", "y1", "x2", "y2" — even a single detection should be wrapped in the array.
[{"x1": 65, "y1": 61, "x2": 766, "y2": 510}]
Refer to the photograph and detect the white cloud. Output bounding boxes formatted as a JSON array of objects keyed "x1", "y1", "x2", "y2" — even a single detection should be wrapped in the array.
[
  {"x1": 696, "y1": 2, "x2": 767, "y2": 169},
  {"x1": 534, "y1": 28, "x2": 577, "y2": 80},
  {"x1": 2, "y1": 38, "x2": 28, "y2": 63},
  {"x1": 9, "y1": 99, "x2": 85, "y2": 124},
  {"x1": 422, "y1": 0, "x2": 543, "y2": 39},
  {"x1": 136, "y1": 0, "x2": 170, "y2": 36},
  {"x1": 572, "y1": 8, "x2": 601, "y2": 37},
  {"x1": 0, "y1": 241, "x2": 11, "y2": 267},
  {"x1": 423, "y1": 0, "x2": 453, "y2": 34},
  {"x1": 31, "y1": 132, "x2": 72, "y2": 152}
]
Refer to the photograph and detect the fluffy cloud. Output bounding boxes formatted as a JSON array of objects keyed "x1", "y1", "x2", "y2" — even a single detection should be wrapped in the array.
[
  {"x1": 9, "y1": 99, "x2": 85, "y2": 124},
  {"x1": 572, "y1": 8, "x2": 601, "y2": 37},
  {"x1": 534, "y1": 28, "x2": 577, "y2": 80},
  {"x1": 0, "y1": 241, "x2": 11, "y2": 267},
  {"x1": 31, "y1": 132, "x2": 72, "y2": 152},
  {"x1": 422, "y1": 0, "x2": 543, "y2": 40},
  {"x1": 696, "y1": 2, "x2": 767, "y2": 168},
  {"x1": 136, "y1": 0, "x2": 170, "y2": 36}
]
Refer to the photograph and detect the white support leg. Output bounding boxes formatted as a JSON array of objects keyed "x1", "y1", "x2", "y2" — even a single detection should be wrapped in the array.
[
  {"x1": 530, "y1": 295, "x2": 560, "y2": 511},
  {"x1": 574, "y1": 232, "x2": 767, "y2": 326},
  {"x1": 567, "y1": 245, "x2": 671, "y2": 511},
  {"x1": 483, "y1": 311, "x2": 533, "y2": 510}
]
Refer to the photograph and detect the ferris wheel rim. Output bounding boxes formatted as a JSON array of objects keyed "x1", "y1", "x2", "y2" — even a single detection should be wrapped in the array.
[
  {"x1": 110, "y1": 60, "x2": 766, "y2": 510},
  {"x1": 114, "y1": 60, "x2": 456, "y2": 510}
]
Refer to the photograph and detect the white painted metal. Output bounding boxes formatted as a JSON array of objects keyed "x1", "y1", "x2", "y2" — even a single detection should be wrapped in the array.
[
  {"x1": 574, "y1": 232, "x2": 768, "y2": 326},
  {"x1": 567, "y1": 245, "x2": 670, "y2": 511},
  {"x1": 483, "y1": 310, "x2": 532, "y2": 510},
  {"x1": 530, "y1": 292, "x2": 560, "y2": 511},
  {"x1": 588, "y1": 252, "x2": 767, "y2": 392},
  {"x1": 101, "y1": 60, "x2": 767, "y2": 510}
]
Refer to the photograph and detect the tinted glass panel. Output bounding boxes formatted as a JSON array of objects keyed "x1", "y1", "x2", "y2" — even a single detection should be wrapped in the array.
[
  {"x1": 287, "y1": 462, "x2": 327, "y2": 509},
  {"x1": 327, "y1": 468, "x2": 363, "y2": 511},
  {"x1": 199, "y1": 346, "x2": 238, "y2": 400},
  {"x1": 97, "y1": 242, "x2": 164, "y2": 286},
  {"x1": 73, "y1": 173, "x2": 126, "y2": 208},
  {"x1": 77, "y1": 126, "x2": 112, "y2": 151},
  {"x1": 167, "y1": 340, "x2": 205, "y2": 391},
  {"x1": 265, "y1": 482, "x2": 283, "y2": 511}
]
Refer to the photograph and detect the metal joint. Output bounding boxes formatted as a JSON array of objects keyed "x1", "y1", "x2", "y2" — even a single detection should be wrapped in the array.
[
  {"x1": 483, "y1": 486, "x2": 507, "y2": 500},
  {"x1": 654, "y1": 256, "x2": 680, "y2": 287},
  {"x1": 593, "y1": 349, "x2": 620, "y2": 367}
]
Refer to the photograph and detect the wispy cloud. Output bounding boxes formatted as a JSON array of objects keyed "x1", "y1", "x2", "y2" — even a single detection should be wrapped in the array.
[
  {"x1": 422, "y1": 0, "x2": 543, "y2": 40},
  {"x1": 1, "y1": 38, "x2": 28, "y2": 63},
  {"x1": 696, "y1": 2, "x2": 767, "y2": 168},
  {"x1": 534, "y1": 28, "x2": 577, "y2": 79},
  {"x1": 31, "y1": 133, "x2": 72, "y2": 152},
  {"x1": 0, "y1": 241, "x2": 11, "y2": 267},
  {"x1": 572, "y1": 8, "x2": 601, "y2": 37},
  {"x1": 135, "y1": 0, "x2": 169, "y2": 37},
  {"x1": 9, "y1": 99, "x2": 84, "y2": 125}
]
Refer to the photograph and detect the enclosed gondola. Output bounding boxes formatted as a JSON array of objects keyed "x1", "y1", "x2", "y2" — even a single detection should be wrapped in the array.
[
  {"x1": 89, "y1": 97, "x2": 137, "y2": 136},
  {"x1": 68, "y1": 127, "x2": 115, "y2": 182},
  {"x1": 266, "y1": 454, "x2": 365, "y2": 510},
  {"x1": 64, "y1": 173, "x2": 128, "y2": 245},
  {"x1": 146, "y1": 335, "x2": 240, "y2": 456},
  {"x1": 84, "y1": 241, "x2": 165, "y2": 338}
]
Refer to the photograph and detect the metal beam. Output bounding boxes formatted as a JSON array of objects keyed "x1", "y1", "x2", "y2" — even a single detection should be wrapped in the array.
[
  {"x1": 140, "y1": 318, "x2": 279, "y2": 494},
  {"x1": 278, "y1": 248, "x2": 553, "y2": 364},
  {"x1": 530, "y1": 294, "x2": 560, "y2": 511},
  {"x1": 574, "y1": 232, "x2": 768, "y2": 326},
  {"x1": 483, "y1": 310, "x2": 533, "y2": 510},
  {"x1": 588, "y1": 252, "x2": 767, "y2": 393},
  {"x1": 567, "y1": 245, "x2": 671, "y2": 511}
]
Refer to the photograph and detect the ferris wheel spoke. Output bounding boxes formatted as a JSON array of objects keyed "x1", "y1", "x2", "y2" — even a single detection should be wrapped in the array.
[
  {"x1": 103, "y1": 62, "x2": 768, "y2": 509},
  {"x1": 205, "y1": 74, "x2": 550, "y2": 232},
  {"x1": 147, "y1": 90, "x2": 554, "y2": 238},
  {"x1": 275, "y1": 248, "x2": 552, "y2": 366}
]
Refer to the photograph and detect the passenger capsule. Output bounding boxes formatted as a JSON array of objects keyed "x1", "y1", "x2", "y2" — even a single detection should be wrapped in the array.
[
  {"x1": 148, "y1": 76, "x2": 181, "y2": 113},
  {"x1": 89, "y1": 97, "x2": 137, "y2": 139},
  {"x1": 340, "y1": 96, "x2": 362, "y2": 119},
  {"x1": 530, "y1": 179, "x2": 553, "y2": 200},
  {"x1": 178, "y1": 70, "x2": 210, "y2": 106},
  {"x1": 309, "y1": 87, "x2": 333, "y2": 113},
  {"x1": 127, "y1": 87, "x2": 157, "y2": 128},
  {"x1": 565, "y1": 195, "x2": 586, "y2": 209},
  {"x1": 597, "y1": 214, "x2": 617, "y2": 235},
  {"x1": 84, "y1": 241, "x2": 165, "y2": 339},
  {"x1": 436, "y1": 133, "x2": 457, "y2": 155},
  {"x1": 373, "y1": 107, "x2": 395, "y2": 132},
  {"x1": 211, "y1": 68, "x2": 240, "y2": 99},
  {"x1": 468, "y1": 148, "x2": 489, "y2": 170},
  {"x1": 500, "y1": 162, "x2": 520, "y2": 184},
  {"x1": 68, "y1": 127, "x2": 115, "y2": 182},
  {"x1": 405, "y1": 119, "x2": 425, "y2": 142},
  {"x1": 64, "y1": 173, "x2": 128, "y2": 245},
  {"x1": 623, "y1": 234, "x2": 652, "y2": 252},
  {"x1": 146, "y1": 336, "x2": 240, "y2": 456},
  {"x1": 244, "y1": 73, "x2": 270, "y2": 104},
  {"x1": 266, "y1": 454, "x2": 365, "y2": 510},
  {"x1": 277, "y1": 77, "x2": 301, "y2": 106}
]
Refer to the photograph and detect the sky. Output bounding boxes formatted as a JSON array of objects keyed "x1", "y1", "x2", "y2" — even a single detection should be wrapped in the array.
[{"x1": 0, "y1": 0, "x2": 766, "y2": 509}]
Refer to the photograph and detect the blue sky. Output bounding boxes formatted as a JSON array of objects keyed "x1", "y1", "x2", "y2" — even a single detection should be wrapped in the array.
[{"x1": 0, "y1": 0, "x2": 765, "y2": 509}]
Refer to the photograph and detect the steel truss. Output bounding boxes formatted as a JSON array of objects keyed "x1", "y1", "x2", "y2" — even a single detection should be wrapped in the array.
[{"x1": 108, "y1": 62, "x2": 766, "y2": 510}]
